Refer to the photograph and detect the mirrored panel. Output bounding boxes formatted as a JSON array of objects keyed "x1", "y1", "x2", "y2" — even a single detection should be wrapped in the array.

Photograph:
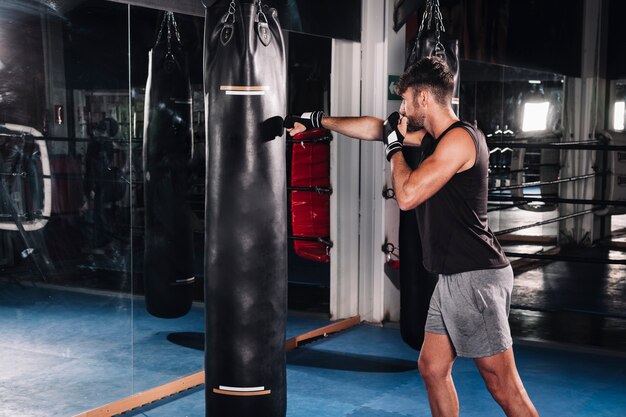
[
  {"x1": 0, "y1": 0, "x2": 133, "y2": 415},
  {"x1": 460, "y1": 60, "x2": 565, "y2": 253},
  {"x1": 128, "y1": 4, "x2": 206, "y2": 394}
]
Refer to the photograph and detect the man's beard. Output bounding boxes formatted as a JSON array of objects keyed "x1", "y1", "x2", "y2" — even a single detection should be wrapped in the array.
[{"x1": 407, "y1": 113, "x2": 425, "y2": 132}]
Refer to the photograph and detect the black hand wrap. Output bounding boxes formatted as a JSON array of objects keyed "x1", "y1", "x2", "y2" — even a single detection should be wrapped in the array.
[
  {"x1": 383, "y1": 111, "x2": 404, "y2": 161},
  {"x1": 283, "y1": 111, "x2": 324, "y2": 129}
]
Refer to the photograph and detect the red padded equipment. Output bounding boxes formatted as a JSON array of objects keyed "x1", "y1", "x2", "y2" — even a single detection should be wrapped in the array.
[{"x1": 290, "y1": 128, "x2": 331, "y2": 263}]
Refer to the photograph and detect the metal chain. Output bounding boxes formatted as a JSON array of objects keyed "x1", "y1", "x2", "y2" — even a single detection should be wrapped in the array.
[
  {"x1": 417, "y1": 0, "x2": 446, "y2": 40},
  {"x1": 434, "y1": 0, "x2": 445, "y2": 33},
  {"x1": 154, "y1": 11, "x2": 168, "y2": 46},
  {"x1": 154, "y1": 11, "x2": 182, "y2": 49},
  {"x1": 169, "y1": 11, "x2": 182, "y2": 44},
  {"x1": 417, "y1": 1, "x2": 430, "y2": 36},
  {"x1": 166, "y1": 12, "x2": 172, "y2": 53},
  {"x1": 223, "y1": 0, "x2": 237, "y2": 24},
  {"x1": 255, "y1": 0, "x2": 267, "y2": 23}
]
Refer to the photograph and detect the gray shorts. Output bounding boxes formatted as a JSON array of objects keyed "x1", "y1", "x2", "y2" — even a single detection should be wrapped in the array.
[{"x1": 425, "y1": 265, "x2": 514, "y2": 358}]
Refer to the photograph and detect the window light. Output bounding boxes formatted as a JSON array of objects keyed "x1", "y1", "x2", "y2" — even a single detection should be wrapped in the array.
[
  {"x1": 522, "y1": 101, "x2": 550, "y2": 132},
  {"x1": 614, "y1": 101, "x2": 625, "y2": 131}
]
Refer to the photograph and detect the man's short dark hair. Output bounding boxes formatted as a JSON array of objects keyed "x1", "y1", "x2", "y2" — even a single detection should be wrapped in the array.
[{"x1": 396, "y1": 56, "x2": 454, "y2": 105}]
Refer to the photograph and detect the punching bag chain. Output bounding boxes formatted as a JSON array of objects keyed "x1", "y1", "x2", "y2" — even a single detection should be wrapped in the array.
[
  {"x1": 223, "y1": 0, "x2": 237, "y2": 24},
  {"x1": 255, "y1": 0, "x2": 267, "y2": 23},
  {"x1": 154, "y1": 11, "x2": 182, "y2": 53},
  {"x1": 417, "y1": 0, "x2": 445, "y2": 54},
  {"x1": 168, "y1": 12, "x2": 182, "y2": 45},
  {"x1": 421, "y1": 0, "x2": 445, "y2": 33}
]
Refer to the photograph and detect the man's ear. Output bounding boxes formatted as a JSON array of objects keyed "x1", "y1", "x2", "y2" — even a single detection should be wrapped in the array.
[{"x1": 417, "y1": 88, "x2": 429, "y2": 107}]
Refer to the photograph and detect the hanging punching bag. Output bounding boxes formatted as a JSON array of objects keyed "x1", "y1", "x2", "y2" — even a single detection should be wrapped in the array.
[
  {"x1": 405, "y1": 0, "x2": 460, "y2": 113},
  {"x1": 143, "y1": 12, "x2": 195, "y2": 318},
  {"x1": 203, "y1": 1, "x2": 287, "y2": 416},
  {"x1": 400, "y1": 0, "x2": 460, "y2": 350},
  {"x1": 399, "y1": 137, "x2": 439, "y2": 351}
]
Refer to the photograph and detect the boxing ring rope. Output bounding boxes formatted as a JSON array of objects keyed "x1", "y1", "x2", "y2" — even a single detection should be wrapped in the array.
[
  {"x1": 488, "y1": 195, "x2": 626, "y2": 207},
  {"x1": 494, "y1": 208, "x2": 598, "y2": 236},
  {"x1": 483, "y1": 132, "x2": 626, "y2": 268},
  {"x1": 505, "y1": 250, "x2": 626, "y2": 266},
  {"x1": 489, "y1": 172, "x2": 600, "y2": 192},
  {"x1": 288, "y1": 185, "x2": 332, "y2": 193},
  {"x1": 485, "y1": 136, "x2": 626, "y2": 151},
  {"x1": 286, "y1": 137, "x2": 332, "y2": 145},
  {"x1": 487, "y1": 202, "x2": 532, "y2": 212},
  {"x1": 289, "y1": 235, "x2": 333, "y2": 246}
]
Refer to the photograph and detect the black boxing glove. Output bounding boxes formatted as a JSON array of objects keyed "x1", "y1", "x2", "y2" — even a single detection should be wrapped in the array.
[
  {"x1": 283, "y1": 111, "x2": 325, "y2": 130},
  {"x1": 383, "y1": 111, "x2": 404, "y2": 161}
]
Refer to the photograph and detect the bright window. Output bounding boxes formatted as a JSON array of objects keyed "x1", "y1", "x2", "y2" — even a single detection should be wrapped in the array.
[
  {"x1": 614, "y1": 101, "x2": 625, "y2": 131},
  {"x1": 522, "y1": 101, "x2": 550, "y2": 132}
]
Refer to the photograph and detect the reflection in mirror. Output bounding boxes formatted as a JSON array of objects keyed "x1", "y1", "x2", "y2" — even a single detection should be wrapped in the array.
[
  {"x1": 0, "y1": 0, "x2": 133, "y2": 416},
  {"x1": 285, "y1": 31, "x2": 332, "y2": 313},
  {"x1": 129, "y1": 4, "x2": 205, "y2": 395},
  {"x1": 459, "y1": 60, "x2": 565, "y2": 255},
  {"x1": 613, "y1": 81, "x2": 626, "y2": 131}
]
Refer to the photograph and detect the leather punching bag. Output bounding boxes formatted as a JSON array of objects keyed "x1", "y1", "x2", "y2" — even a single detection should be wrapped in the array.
[
  {"x1": 400, "y1": 0, "x2": 460, "y2": 350},
  {"x1": 143, "y1": 11, "x2": 195, "y2": 318},
  {"x1": 203, "y1": 1, "x2": 287, "y2": 416},
  {"x1": 399, "y1": 138, "x2": 439, "y2": 351}
]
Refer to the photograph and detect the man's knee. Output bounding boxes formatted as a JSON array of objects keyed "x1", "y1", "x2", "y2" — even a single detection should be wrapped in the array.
[{"x1": 418, "y1": 354, "x2": 452, "y2": 382}]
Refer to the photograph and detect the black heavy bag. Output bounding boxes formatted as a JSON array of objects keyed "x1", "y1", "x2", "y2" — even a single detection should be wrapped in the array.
[
  {"x1": 399, "y1": 138, "x2": 439, "y2": 351},
  {"x1": 143, "y1": 12, "x2": 195, "y2": 318},
  {"x1": 400, "y1": 0, "x2": 460, "y2": 350},
  {"x1": 203, "y1": 1, "x2": 287, "y2": 416}
]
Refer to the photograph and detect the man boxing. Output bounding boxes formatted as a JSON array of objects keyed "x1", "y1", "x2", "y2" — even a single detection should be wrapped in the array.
[{"x1": 285, "y1": 56, "x2": 539, "y2": 417}]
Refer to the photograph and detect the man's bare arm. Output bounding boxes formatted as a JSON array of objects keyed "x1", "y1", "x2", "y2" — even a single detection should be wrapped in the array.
[
  {"x1": 288, "y1": 115, "x2": 383, "y2": 141},
  {"x1": 391, "y1": 128, "x2": 475, "y2": 210},
  {"x1": 287, "y1": 114, "x2": 426, "y2": 146}
]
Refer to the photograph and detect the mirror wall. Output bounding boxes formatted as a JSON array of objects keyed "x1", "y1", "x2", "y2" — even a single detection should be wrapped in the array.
[
  {"x1": 0, "y1": 1, "x2": 334, "y2": 415},
  {"x1": 459, "y1": 60, "x2": 566, "y2": 253},
  {"x1": 0, "y1": 1, "x2": 134, "y2": 416}
]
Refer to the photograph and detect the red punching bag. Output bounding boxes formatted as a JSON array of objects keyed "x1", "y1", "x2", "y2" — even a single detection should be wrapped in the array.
[{"x1": 290, "y1": 128, "x2": 332, "y2": 263}]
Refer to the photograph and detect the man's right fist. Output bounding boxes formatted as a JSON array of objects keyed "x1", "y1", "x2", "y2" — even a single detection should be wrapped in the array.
[
  {"x1": 283, "y1": 111, "x2": 325, "y2": 130},
  {"x1": 383, "y1": 111, "x2": 404, "y2": 161}
]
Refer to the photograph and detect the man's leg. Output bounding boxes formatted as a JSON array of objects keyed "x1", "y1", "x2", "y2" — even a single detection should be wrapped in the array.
[
  {"x1": 474, "y1": 347, "x2": 539, "y2": 417},
  {"x1": 418, "y1": 332, "x2": 459, "y2": 417}
]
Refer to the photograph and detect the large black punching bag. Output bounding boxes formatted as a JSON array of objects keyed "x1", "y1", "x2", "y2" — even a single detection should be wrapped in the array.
[
  {"x1": 203, "y1": 1, "x2": 287, "y2": 416},
  {"x1": 400, "y1": 0, "x2": 460, "y2": 350},
  {"x1": 143, "y1": 11, "x2": 195, "y2": 318},
  {"x1": 399, "y1": 138, "x2": 439, "y2": 351}
]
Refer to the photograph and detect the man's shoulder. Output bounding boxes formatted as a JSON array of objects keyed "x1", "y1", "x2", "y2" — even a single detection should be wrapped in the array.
[{"x1": 445, "y1": 122, "x2": 485, "y2": 148}]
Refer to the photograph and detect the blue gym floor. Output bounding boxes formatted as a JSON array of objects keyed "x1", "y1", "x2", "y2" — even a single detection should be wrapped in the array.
[{"x1": 0, "y1": 284, "x2": 625, "y2": 417}]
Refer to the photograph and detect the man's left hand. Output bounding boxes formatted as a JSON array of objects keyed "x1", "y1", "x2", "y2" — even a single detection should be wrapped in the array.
[{"x1": 383, "y1": 112, "x2": 404, "y2": 161}]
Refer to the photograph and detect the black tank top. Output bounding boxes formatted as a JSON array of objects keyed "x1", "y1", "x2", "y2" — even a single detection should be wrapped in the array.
[{"x1": 416, "y1": 121, "x2": 509, "y2": 274}]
